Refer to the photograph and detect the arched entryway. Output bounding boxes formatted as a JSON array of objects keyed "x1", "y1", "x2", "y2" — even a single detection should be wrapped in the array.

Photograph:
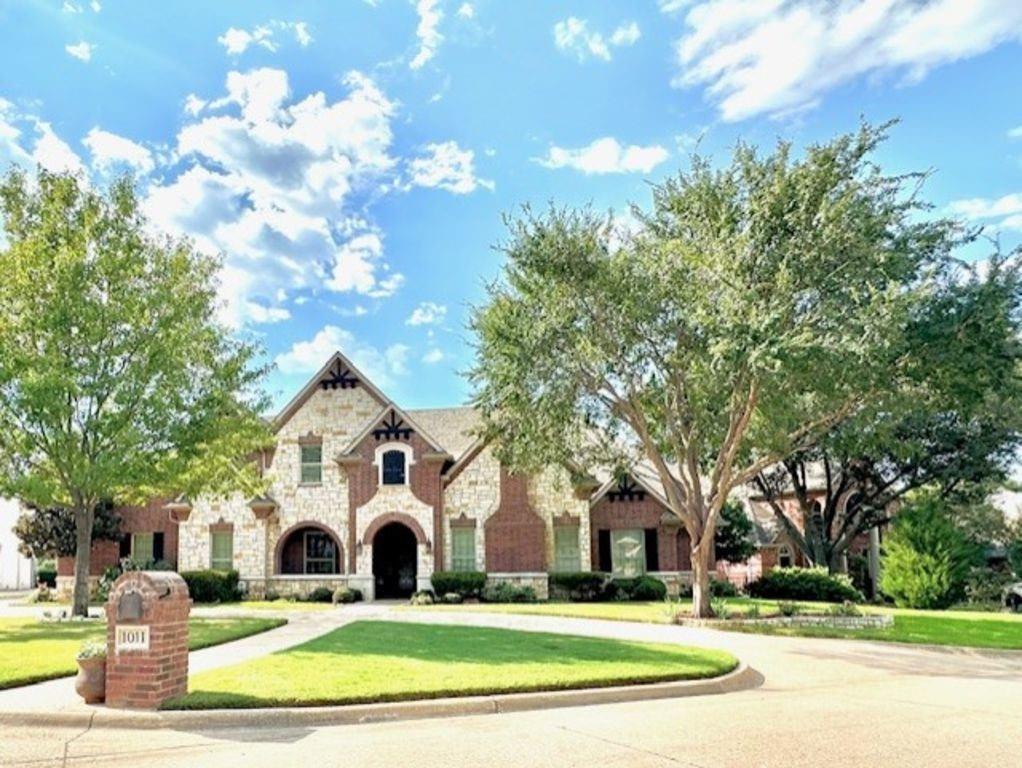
[
  {"x1": 372, "y1": 522, "x2": 418, "y2": 598},
  {"x1": 276, "y1": 523, "x2": 342, "y2": 575}
]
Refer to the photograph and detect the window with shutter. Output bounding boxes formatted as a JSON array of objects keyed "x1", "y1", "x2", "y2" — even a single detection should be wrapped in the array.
[{"x1": 382, "y1": 449, "x2": 406, "y2": 485}]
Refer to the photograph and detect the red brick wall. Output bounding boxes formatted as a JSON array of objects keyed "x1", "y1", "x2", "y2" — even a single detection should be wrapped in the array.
[
  {"x1": 590, "y1": 495, "x2": 692, "y2": 571},
  {"x1": 342, "y1": 418, "x2": 444, "y2": 572},
  {"x1": 484, "y1": 469, "x2": 546, "y2": 572},
  {"x1": 57, "y1": 498, "x2": 178, "y2": 576}
]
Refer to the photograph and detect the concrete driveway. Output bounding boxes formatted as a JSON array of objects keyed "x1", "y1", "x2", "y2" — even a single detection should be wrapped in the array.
[{"x1": 1, "y1": 608, "x2": 1020, "y2": 768}]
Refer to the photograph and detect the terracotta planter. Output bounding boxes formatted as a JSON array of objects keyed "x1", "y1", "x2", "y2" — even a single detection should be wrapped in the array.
[{"x1": 74, "y1": 656, "x2": 106, "y2": 704}]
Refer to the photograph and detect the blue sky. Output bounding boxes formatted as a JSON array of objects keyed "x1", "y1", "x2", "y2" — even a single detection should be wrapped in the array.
[{"x1": 1, "y1": 0, "x2": 1021, "y2": 412}]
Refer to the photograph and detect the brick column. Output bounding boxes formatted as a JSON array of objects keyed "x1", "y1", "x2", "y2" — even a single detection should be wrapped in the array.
[{"x1": 104, "y1": 571, "x2": 191, "y2": 709}]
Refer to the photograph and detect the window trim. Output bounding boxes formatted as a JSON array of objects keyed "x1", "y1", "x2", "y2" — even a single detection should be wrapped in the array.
[
  {"x1": 299, "y1": 442, "x2": 323, "y2": 485},
  {"x1": 303, "y1": 530, "x2": 338, "y2": 574},
  {"x1": 374, "y1": 442, "x2": 414, "y2": 486},
  {"x1": 778, "y1": 544, "x2": 794, "y2": 569}
]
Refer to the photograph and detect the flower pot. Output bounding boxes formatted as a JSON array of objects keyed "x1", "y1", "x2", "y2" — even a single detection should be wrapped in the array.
[{"x1": 74, "y1": 656, "x2": 106, "y2": 704}]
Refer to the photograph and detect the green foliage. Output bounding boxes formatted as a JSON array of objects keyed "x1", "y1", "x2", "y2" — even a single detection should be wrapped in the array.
[
  {"x1": 409, "y1": 590, "x2": 435, "y2": 605},
  {"x1": 777, "y1": 601, "x2": 800, "y2": 617},
  {"x1": 77, "y1": 640, "x2": 107, "y2": 661},
  {"x1": 881, "y1": 495, "x2": 981, "y2": 609},
  {"x1": 710, "y1": 578, "x2": 740, "y2": 598},
  {"x1": 607, "y1": 576, "x2": 668, "y2": 602},
  {"x1": 469, "y1": 123, "x2": 963, "y2": 615},
  {"x1": 548, "y1": 572, "x2": 608, "y2": 602},
  {"x1": 440, "y1": 592, "x2": 464, "y2": 604},
  {"x1": 963, "y1": 567, "x2": 1014, "y2": 607},
  {"x1": 749, "y1": 567, "x2": 863, "y2": 602},
  {"x1": 481, "y1": 583, "x2": 537, "y2": 603},
  {"x1": 431, "y1": 571, "x2": 486, "y2": 598},
  {"x1": 35, "y1": 566, "x2": 57, "y2": 588},
  {"x1": 827, "y1": 600, "x2": 861, "y2": 617},
  {"x1": 714, "y1": 500, "x2": 758, "y2": 563},
  {"x1": 0, "y1": 170, "x2": 272, "y2": 614},
  {"x1": 331, "y1": 587, "x2": 362, "y2": 605},
  {"x1": 710, "y1": 597, "x2": 730, "y2": 620},
  {"x1": 14, "y1": 502, "x2": 122, "y2": 558},
  {"x1": 180, "y1": 570, "x2": 241, "y2": 603},
  {"x1": 307, "y1": 587, "x2": 334, "y2": 603}
]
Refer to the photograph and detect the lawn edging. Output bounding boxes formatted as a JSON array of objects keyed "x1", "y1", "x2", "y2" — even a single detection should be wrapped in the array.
[{"x1": 0, "y1": 662, "x2": 760, "y2": 730}]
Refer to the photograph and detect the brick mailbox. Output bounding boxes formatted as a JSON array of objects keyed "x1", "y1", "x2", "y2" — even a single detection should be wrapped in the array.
[{"x1": 105, "y1": 571, "x2": 191, "y2": 709}]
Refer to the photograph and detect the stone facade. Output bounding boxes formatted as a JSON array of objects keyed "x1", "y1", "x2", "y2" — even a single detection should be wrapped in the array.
[{"x1": 170, "y1": 352, "x2": 700, "y2": 600}]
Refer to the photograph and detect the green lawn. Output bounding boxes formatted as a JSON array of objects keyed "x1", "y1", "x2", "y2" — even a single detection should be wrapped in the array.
[
  {"x1": 0, "y1": 616, "x2": 287, "y2": 690},
  {"x1": 201, "y1": 600, "x2": 333, "y2": 612},
  {"x1": 413, "y1": 600, "x2": 1022, "y2": 651},
  {"x1": 166, "y1": 620, "x2": 738, "y2": 710}
]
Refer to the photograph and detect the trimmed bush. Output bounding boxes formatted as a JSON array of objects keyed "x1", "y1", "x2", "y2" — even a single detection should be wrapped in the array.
[
  {"x1": 36, "y1": 566, "x2": 57, "y2": 588},
  {"x1": 307, "y1": 586, "x2": 334, "y2": 603},
  {"x1": 748, "y1": 567, "x2": 863, "y2": 603},
  {"x1": 710, "y1": 578, "x2": 740, "y2": 597},
  {"x1": 881, "y1": 497, "x2": 979, "y2": 609},
  {"x1": 180, "y1": 569, "x2": 241, "y2": 603},
  {"x1": 431, "y1": 571, "x2": 486, "y2": 598},
  {"x1": 332, "y1": 586, "x2": 363, "y2": 604},
  {"x1": 549, "y1": 572, "x2": 608, "y2": 602},
  {"x1": 481, "y1": 582, "x2": 537, "y2": 603},
  {"x1": 410, "y1": 590, "x2": 435, "y2": 605},
  {"x1": 607, "y1": 576, "x2": 667, "y2": 602},
  {"x1": 441, "y1": 592, "x2": 463, "y2": 604}
]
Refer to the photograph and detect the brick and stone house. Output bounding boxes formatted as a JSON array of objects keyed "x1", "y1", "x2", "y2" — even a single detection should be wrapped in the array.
[{"x1": 164, "y1": 351, "x2": 709, "y2": 600}]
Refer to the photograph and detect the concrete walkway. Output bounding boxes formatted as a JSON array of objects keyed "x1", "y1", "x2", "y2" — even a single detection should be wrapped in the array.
[{"x1": 0, "y1": 602, "x2": 388, "y2": 715}]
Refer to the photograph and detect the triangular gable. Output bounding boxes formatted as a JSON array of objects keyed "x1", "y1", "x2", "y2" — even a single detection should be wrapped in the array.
[
  {"x1": 338, "y1": 404, "x2": 450, "y2": 456},
  {"x1": 273, "y1": 351, "x2": 390, "y2": 433},
  {"x1": 590, "y1": 470, "x2": 671, "y2": 509}
]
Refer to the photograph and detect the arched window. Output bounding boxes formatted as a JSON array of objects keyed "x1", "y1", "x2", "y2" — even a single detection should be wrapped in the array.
[
  {"x1": 278, "y1": 526, "x2": 340, "y2": 575},
  {"x1": 375, "y1": 442, "x2": 413, "y2": 486},
  {"x1": 778, "y1": 544, "x2": 794, "y2": 569}
]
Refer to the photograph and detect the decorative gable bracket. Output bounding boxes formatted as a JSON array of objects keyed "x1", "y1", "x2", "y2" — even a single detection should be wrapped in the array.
[
  {"x1": 319, "y1": 359, "x2": 359, "y2": 390},
  {"x1": 608, "y1": 478, "x2": 646, "y2": 502},
  {"x1": 373, "y1": 409, "x2": 413, "y2": 441}
]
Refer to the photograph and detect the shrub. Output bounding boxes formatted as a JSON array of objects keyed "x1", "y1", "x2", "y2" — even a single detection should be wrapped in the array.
[
  {"x1": 36, "y1": 565, "x2": 57, "y2": 588},
  {"x1": 77, "y1": 640, "x2": 107, "y2": 660},
  {"x1": 606, "y1": 576, "x2": 667, "y2": 602},
  {"x1": 828, "y1": 600, "x2": 861, "y2": 617},
  {"x1": 332, "y1": 586, "x2": 362, "y2": 605},
  {"x1": 710, "y1": 597, "x2": 730, "y2": 619},
  {"x1": 710, "y1": 578, "x2": 740, "y2": 597},
  {"x1": 180, "y1": 569, "x2": 241, "y2": 603},
  {"x1": 777, "y1": 600, "x2": 799, "y2": 616},
  {"x1": 714, "y1": 500, "x2": 758, "y2": 563},
  {"x1": 431, "y1": 571, "x2": 486, "y2": 598},
  {"x1": 880, "y1": 496, "x2": 980, "y2": 609},
  {"x1": 548, "y1": 572, "x2": 608, "y2": 602},
  {"x1": 307, "y1": 586, "x2": 334, "y2": 603},
  {"x1": 964, "y1": 566, "x2": 1014, "y2": 605},
  {"x1": 481, "y1": 582, "x2": 537, "y2": 603},
  {"x1": 441, "y1": 592, "x2": 463, "y2": 604},
  {"x1": 263, "y1": 591, "x2": 280, "y2": 602},
  {"x1": 749, "y1": 567, "x2": 863, "y2": 603},
  {"x1": 28, "y1": 584, "x2": 54, "y2": 603},
  {"x1": 744, "y1": 603, "x2": 761, "y2": 619},
  {"x1": 410, "y1": 590, "x2": 435, "y2": 605},
  {"x1": 95, "y1": 566, "x2": 120, "y2": 602}
]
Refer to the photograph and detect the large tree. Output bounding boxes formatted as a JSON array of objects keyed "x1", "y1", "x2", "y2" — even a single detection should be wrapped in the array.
[
  {"x1": 0, "y1": 170, "x2": 271, "y2": 615},
  {"x1": 470, "y1": 124, "x2": 963, "y2": 616},
  {"x1": 753, "y1": 256, "x2": 1022, "y2": 572}
]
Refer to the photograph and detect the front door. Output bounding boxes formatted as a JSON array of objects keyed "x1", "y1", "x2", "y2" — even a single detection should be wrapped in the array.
[{"x1": 372, "y1": 522, "x2": 417, "y2": 598}]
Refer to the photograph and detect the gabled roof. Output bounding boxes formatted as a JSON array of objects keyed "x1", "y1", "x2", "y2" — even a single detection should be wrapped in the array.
[
  {"x1": 590, "y1": 466, "x2": 671, "y2": 508},
  {"x1": 406, "y1": 406, "x2": 481, "y2": 458},
  {"x1": 337, "y1": 404, "x2": 451, "y2": 457},
  {"x1": 273, "y1": 351, "x2": 390, "y2": 432}
]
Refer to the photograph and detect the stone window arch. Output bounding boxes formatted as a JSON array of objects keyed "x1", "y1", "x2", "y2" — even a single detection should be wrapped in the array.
[{"x1": 374, "y1": 442, "x2": 414, "y2": 486}]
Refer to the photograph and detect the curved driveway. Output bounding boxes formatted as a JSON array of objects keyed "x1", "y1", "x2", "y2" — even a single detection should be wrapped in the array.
[{"x1": 2, "y1": 605, "x2": 1021, "y2": 768}]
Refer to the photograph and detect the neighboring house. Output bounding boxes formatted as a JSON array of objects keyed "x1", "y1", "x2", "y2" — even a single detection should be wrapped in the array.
[
  {"x1": 54, "y1": 498, "x2": 178, "y2": 598},
  {"x1": 165, "y1": 351, "x2": 705, "y2": 600},
  {"x1": 0, "y1": 498, "x2": 35, "y2": 591}
]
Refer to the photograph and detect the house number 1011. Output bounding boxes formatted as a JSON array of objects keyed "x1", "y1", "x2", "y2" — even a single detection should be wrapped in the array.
[{"x1": 115, "y1": 625, "x2": 150, "y2": 652}]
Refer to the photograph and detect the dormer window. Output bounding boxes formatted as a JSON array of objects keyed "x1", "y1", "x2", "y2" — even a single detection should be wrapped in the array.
[
  {"x1": 375, "y1": 442, "x2": 413, "y2": 486},
  {"x1": 382, "y1": 450, "x2": 406, "y2": 485}
]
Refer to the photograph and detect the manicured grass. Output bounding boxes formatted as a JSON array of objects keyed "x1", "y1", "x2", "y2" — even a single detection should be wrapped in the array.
[
  {"x1": 202, "y1": 600, "x2": 334, "y2": 612},
  {"x1": 165, "y1": 620, "x2": 738, "y2": 709},
  {"x1": 0, "y1": 616, "x2": 287, "y2": 690},
  {"x1": 414, "y1": 599, "x2": 1022, "y2": 651}
]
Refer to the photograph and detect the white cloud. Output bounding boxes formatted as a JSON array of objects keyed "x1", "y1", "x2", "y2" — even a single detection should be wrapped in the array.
[
  {"x1": 62, "y1": 2, "x2": 82, "y2": 12},
  {"x1": 0, "y1": 101, "x2": 85, "y2": 174},
  {"x1": 82, "y1": 127, "x2": 154, "y2": 173},
  {"x1": 553, "y1": 17, "x2": 640, "y2": 62},
  {"x1": 33, "y1": 121, "x2": 85, "y2": 174},
  {"x1": 422, "y1": 348, "x2": 444, "y2": 364},
  {"x1": 408, "y1": 141, "x2": 493, "y2": 193},
  {"x1": 537, "y1": 137, "x2": 669, "y2": 175},
  {"x1": 1009, "y1": 126, "x2": 1022, "y2": 140},
  {"x1": 275, "y1": 324, "x2": 411, "y2": 388},
  {"x1": 667, "y1": 0, "x2": 1022, "y2": 122},
  {"x1": 144, "y1": 68, "x2": 402, "y2": 327},
  {"x1": 406, "y1": 301, "x2": 447, "y2": 326},
  {"x1": 410, "y1": 0, "x2": 443, "y2": 70},
  {"x1": 456, "y1": 3, "x2": 474, "y2": 19},
  {"x1": 65, "y1": 41, "x2": 93, "y2": 62},
  {"x1": 184, "y1": 94, "x2": 207, "y2": 116},
  {"x1": 218, "y1": 21, "x2": 312, "y2": 55},
  {"x1": 90, "y1": 0, "x2": 101, "y2": 11},
  {"x1": 947, "y1": 193, "x2": 1022, "y2": 232}
]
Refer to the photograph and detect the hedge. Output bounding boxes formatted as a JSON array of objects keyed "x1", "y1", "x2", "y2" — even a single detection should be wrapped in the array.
[
  {"x1": 548, "y1": 572, "x2": 608, "y2": 601},
  {"x1": 748, "y1": 567, "x2": 863, "y2": 603},
  {"x1": 180, "y1": 569, "x2": 241, "y2": 603},
  {"x1": 607, "y1": 576, "x2": 667, "y2": 601},
  {"x1": 431, "y1": 571, "x2": 486, "y2": 598}
]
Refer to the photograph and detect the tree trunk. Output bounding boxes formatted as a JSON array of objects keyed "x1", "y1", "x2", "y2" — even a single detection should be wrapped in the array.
[
  {"x1": 71, "y1": 506, "x2": 94, "y2": 618},
  {"x1": 690, "y1": 540, "x2": 713, "y2": 618}
]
